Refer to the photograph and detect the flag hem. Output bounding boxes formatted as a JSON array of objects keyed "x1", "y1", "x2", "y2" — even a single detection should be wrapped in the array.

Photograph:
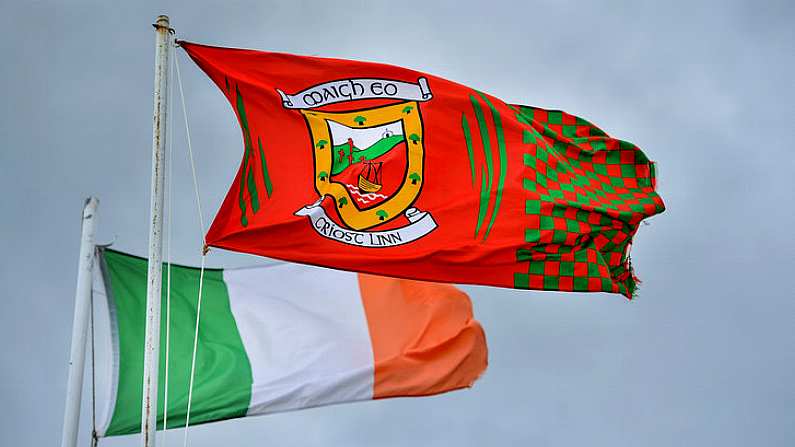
[
  {"x1": 95, "y1": 247, "x2": 121, "y2": 437},
  {"x1": 206, "y1": 241, "x2": 627, "y2": 299}
]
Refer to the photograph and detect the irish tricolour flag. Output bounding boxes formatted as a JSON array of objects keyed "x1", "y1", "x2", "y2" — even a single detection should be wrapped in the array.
[{"x1": 95, "y1": 249, "x2": 487, "y2": 437}]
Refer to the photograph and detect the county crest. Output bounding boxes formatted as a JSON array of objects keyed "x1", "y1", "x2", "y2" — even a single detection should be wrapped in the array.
[{"x1": 279, "y1": 77, "x2": 438, "y2": 247}]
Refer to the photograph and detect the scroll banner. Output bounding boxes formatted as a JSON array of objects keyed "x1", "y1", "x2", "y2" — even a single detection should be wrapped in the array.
[
  {"x1": 295, "y1": 202, "x2": 437, "y2": 247},
  {"x1": 277, "y1": 77, "x2": 432, "y2": 109}
]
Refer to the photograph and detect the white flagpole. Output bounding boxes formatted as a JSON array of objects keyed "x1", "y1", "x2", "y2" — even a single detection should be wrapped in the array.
[
  {"x1": 142, "y1": 14, "x2": 171, "y2": 447},
  {"x1": 60, "y1": 197, "x2": 99, "y2": 447}
]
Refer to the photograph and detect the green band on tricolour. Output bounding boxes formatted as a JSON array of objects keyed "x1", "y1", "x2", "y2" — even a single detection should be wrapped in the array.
[{"x1": 100, "y1": 249, "x2": 253, "y2": 437}]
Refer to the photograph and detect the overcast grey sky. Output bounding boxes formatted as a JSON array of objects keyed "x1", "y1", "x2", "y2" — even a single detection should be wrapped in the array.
[{"x1": 2, "y1": 1, "x2": 793, "y2": 446}]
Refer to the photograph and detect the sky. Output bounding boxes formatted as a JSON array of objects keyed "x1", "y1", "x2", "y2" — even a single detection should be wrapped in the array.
[{"x1": 1, "y1": 0, "x2": 794, "y2": 446}]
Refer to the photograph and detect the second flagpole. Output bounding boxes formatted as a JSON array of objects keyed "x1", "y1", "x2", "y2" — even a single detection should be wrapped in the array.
[{"x1": 59, "y1": 197, "x2": 99, "y2": 447}]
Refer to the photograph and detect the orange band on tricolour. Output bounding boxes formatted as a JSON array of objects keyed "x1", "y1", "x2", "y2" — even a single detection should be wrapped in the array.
[{"x1": 356, "y1": 274, "x2": 488, "y2": 399}]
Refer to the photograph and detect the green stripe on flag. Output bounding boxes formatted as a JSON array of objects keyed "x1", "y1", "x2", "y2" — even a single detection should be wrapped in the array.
[
  {"x1": 246, "y1": 166, "x2": 260, "y2": 212},
  {"x1": 101, "y1": 249, "x2": 253, "y2": 436},
  {"x1": 476, "y1": 167, "x2": 489, "y2": 238},
  {"x1": 235, "y1": 85, "x2": 260, "y2": 225},
  {"x1": 477, "y1": 92, "x2": 507, "y2": 241},
  {"x1": 258, "y1": 137, "x2": 273, "y2": 197},
  {"x1": 469, "y1": 95, "x2": 493, "y2": 238},
  {"x1": 461, "y1": 114, "x2": 476, "y2": 186}
]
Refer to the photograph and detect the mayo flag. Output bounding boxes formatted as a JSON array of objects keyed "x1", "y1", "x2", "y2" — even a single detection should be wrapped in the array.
[
  {"x1": 96, "y1": 249, "x2": 486, "y2": 436},
  {"x1": 182, "y1": 42, "x2": 665, "y2": 298}
]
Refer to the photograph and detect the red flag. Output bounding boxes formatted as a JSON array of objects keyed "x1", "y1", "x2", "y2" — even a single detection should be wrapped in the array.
[{"x1": 182, "y1": 42, "x2": 664, "y2": 298}]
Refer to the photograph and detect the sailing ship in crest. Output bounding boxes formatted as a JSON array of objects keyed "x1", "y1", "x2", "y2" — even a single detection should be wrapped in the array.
[{"x1": 359, "y1": 161, "x2": 383, "y2": 193}]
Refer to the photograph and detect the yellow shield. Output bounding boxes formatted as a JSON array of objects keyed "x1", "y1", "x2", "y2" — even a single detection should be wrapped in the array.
[{"x1": 302, "y1": 102, "x2": 425, "y2": 231}]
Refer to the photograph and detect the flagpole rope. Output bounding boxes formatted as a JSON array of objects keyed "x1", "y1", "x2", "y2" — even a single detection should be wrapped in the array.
[
  {"x1": 174, "y1": 49, "x2": 206, "y2": 237},
  {"x1": 175, "y1": 46, "x2": 208, "y2": 447},
  {"x1": 161, "y1": 35, "x2": 177, "y2": 447},
  {"x1": 183, "y1": 255, "x2": 205, "y2": 447}
]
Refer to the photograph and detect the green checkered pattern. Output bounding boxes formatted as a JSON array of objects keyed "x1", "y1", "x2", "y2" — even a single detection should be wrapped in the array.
[{"x1": 511, "y1": 106, "x2": 664, "y2": 298}]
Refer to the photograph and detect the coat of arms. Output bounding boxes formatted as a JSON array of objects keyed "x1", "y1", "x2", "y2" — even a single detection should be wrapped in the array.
[{"x1": 278, "y1": 77, "x2": 437, "y2": 246}]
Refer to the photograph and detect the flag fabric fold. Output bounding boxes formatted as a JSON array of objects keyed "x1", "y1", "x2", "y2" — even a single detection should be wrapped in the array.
[
  {"x1": 182, "y1": 42, "x2": 664, "y2": 298},
  {"x1": 96, "y1": 248, "x2": 487, "y2": 437}
]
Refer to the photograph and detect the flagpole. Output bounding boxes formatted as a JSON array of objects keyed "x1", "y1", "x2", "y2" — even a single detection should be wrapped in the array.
[
  {"x1": 142, "y1": 14, "x2": 171, "y2": 447},
  {"x1": 60, "y1": 197, "x2": 99, "y2": 447}
]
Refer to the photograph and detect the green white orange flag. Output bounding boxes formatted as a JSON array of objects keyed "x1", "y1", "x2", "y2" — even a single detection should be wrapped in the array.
[
  {"x1": 182, "y1": 42, "x2": 665, "y2": 298},
  {"x1": 95, "y1": 248, "x2": 487, "y2": 437}
]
